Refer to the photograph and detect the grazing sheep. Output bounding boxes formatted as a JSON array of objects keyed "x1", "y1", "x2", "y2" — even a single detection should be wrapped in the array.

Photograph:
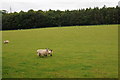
[
  {"x1": 4, "y1": 40, "x2": 10, "y2": 44},
  {"x1": 37, "y1": 48, "x2": 53, "y2": 57}
]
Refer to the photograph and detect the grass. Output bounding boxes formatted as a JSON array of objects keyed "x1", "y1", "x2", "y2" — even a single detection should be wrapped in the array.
[{"x1": 2, "y1": 25, "x2": 118, "y2": 78}]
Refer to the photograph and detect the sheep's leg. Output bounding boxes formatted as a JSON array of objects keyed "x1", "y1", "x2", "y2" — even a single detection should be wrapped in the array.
[
  {"x1": 50, "y1": 54, "x2": 52, "y2": 56},
  {"x1": 39, "y1": 53, "x2": 41, "y2": 56},
  {"x1": 44, "y1": 54, "x2": 47, "y2": 56},
  {"x1": 41, "y1": 54, "x2": 44, "y2": 57}
]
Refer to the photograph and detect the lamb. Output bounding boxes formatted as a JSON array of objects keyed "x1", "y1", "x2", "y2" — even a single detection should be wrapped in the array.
[
  {"x1": 37, "y1": 48, "x2": 53, "y2": 57},
  {"x1": 4, "y1": 40, "x2": 10, "y2": 44}
]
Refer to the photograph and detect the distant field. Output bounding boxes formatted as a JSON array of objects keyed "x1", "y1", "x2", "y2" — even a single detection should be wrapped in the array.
[{"x1": 2, "y1": 25, "x2": 118, "y2": 78}]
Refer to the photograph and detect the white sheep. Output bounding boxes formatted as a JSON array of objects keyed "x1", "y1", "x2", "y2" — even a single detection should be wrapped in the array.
[
  {"x1": 4, "y1": 40, "x2": 10, "y2": 44},
  {"x1": 37, "y1": 48, "x2": 53, "y2": 57}
]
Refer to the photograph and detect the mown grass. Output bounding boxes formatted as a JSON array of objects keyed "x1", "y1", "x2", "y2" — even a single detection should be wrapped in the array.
[{"x1": 2, "y1": 25, "x2": 118, "y2": 78}]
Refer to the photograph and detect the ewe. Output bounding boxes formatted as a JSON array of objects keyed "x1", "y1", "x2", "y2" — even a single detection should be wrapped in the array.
[
  {"x1": 4, "y1": 40, "x2": 10, "y2": 44},
  {"x1": 37, "y1": 48, "x2": 53, "y2": 57}
]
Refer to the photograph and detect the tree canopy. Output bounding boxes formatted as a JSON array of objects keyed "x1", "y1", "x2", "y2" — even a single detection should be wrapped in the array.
[{"x1": 1, "y1": 6, "x2": 120, "y2": 30}]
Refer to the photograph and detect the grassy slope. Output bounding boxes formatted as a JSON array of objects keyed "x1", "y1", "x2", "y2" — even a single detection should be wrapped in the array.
[{"x1": 2, "y1": 25, "x2": 118, "y2": 78}]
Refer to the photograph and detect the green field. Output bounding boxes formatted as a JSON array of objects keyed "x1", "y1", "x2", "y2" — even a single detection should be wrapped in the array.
[{"x1": 2, "y1": 25, "x2": 118, "y2": 78}]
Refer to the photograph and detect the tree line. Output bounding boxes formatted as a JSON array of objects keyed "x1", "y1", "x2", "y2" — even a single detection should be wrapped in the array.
[{"x1": 1, "y1": 5, "x2": 120, "y2": 30}]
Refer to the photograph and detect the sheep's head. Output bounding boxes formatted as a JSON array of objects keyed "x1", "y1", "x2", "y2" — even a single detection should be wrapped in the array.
[{"x1": 48, "y1": 49, "x2": 53, "y2": 54}]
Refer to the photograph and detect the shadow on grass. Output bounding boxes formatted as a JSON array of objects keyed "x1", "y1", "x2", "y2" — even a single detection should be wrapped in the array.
[{"x1": 37, "y1": 56, "x2": 52, "y2": 59}]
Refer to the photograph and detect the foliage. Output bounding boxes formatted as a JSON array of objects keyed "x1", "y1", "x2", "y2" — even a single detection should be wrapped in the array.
[{"x1": 1, "y1": 6, "x2": 120, "y2": 30}]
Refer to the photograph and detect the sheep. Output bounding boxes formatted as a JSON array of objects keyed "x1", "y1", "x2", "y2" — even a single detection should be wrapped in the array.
[
  {"x1": 37, "y1": 48, "x2": 53, "y2": 57},
  {"x1": 4, "y1": 40, "x2": 10, "y2": 44}
]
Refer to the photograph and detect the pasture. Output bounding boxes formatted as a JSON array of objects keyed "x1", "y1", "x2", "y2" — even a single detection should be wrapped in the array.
[{"x1": 2, "y1": 25, "x2": 118, "y2": 78}]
